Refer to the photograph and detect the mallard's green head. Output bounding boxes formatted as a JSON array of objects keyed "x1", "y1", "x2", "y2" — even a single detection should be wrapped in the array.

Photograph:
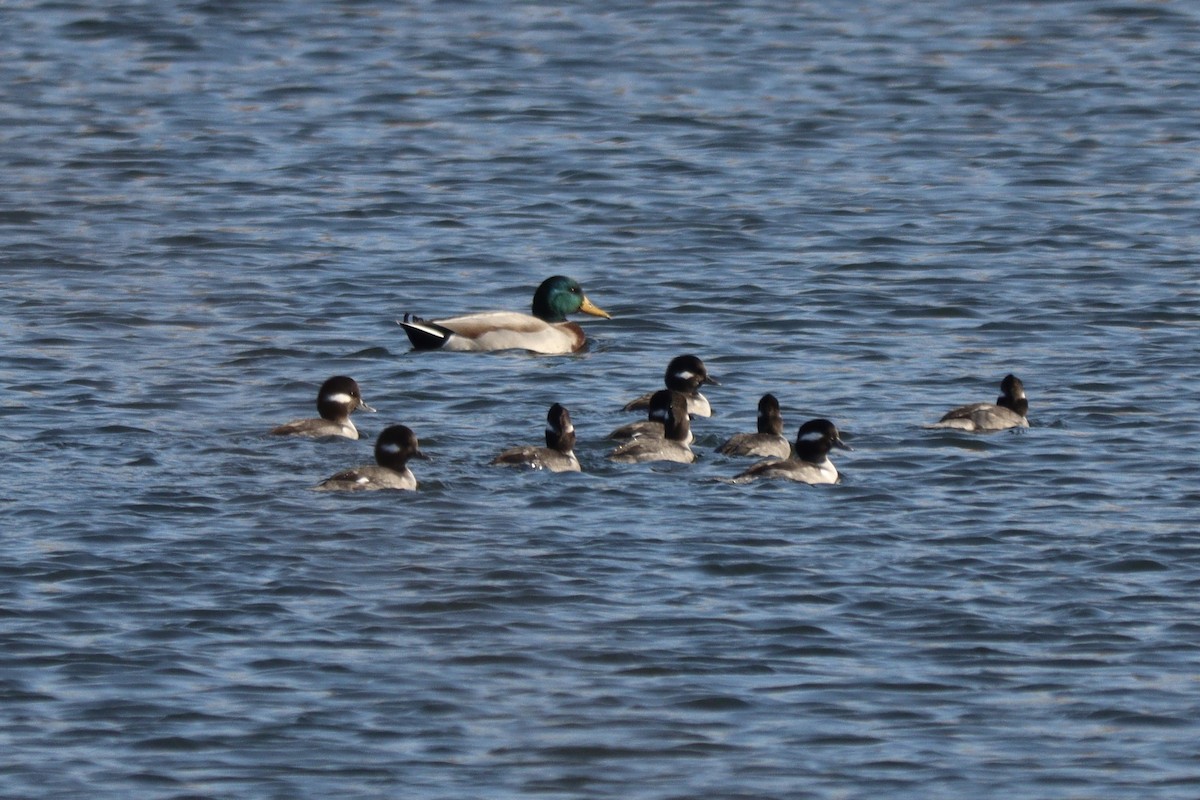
[{"x1": 532, "y1": 276, "x2": 611, "y2": 322}]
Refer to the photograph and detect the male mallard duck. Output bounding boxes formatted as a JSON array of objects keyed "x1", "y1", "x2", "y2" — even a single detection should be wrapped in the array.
[
  {"x1": 731, "y1": 418, "x2": 851, "y2": 485},
  {"x1": 491, "y1": 403, "x2": 581, "y2": 473},
  {"x1": 313, "y1": 425, "x2": 429, "y2": 491},
  {"x1": 716, "y1": 393, "x2": 791, "y2": 459},
  {"x1": 609, "y1": 391, "x2": 695, "y2": 464},
  {"x1": 271, "y1": 375, "x2": 375, "y2": 440},
  {"x1": 929, "y1": 374, "x2": 1029, "y2": 432},
  {"x1": 622, "y1": 354, "x2": 719, "y2": 417},
  {"x1": 399, "y1": 275, "x2": 610, "y2": 354}
]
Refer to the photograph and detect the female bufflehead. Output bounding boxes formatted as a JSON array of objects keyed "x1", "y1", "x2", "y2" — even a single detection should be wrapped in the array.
[
  {"x1": 622, "y1": 354, "x2": 719, "y2": 419},
  {"x1": 271, "y1": 375, "x2": 375, "y2": 439},
  {"x1": 313, "y1": 425, "x2": 428, "y2": 492},
  {"x1": 716, "y1": 393, "x2": 791, "y2": 459},
  {"x1": 930, "y1": 374, "x2": 1029, "y2": 432},
  {"x1": 732, "y1": 418, "x2": 851, "y2": 485},
  {"x1": 491, "y1": 403, "x2": 581, "y2": 473},
  {"x1": 609, "y1": 390, "x2": 695, "y2": 464},
  {"x1": 398, "y1": 275, "x2": 610, "y2": 354}
]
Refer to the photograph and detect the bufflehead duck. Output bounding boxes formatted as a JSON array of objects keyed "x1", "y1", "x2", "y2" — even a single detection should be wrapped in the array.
[
  {"x1": 398, "y1": 275, "x2": 610, "y2": 354},
  {"x1": 313, "y1": 424, "x2": 428, "y2": 491},
  {"x1": 271, "y1": 375, "x2": 375, "y2": 439},
  {"x1": 609, "y1": 390, "x2": 695, "y2": 464},
  {"x1": 731, "y1": 418, "x2": 850, "y2": 485},
  {"x1": 621, "y1": 354, "x2": 720, "y2": 419},
  {"x1": 491, "y1": 403, "x2": 581, "y2": 473},
  {"x1": 930, "y1": 374, "x2": 1029, "y2": 432},
  {"x1": 716, "y1": 393, "x2": 791, "y2": 459}
]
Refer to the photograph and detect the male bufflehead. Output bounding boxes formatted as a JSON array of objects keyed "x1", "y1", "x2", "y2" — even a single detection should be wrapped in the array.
[
  {"x1": 930, "y1": 374, "x2": 1029, "y2": 432},
  {"x1": 609, "y1": 390, "x2": 695, "y2": 464},
  {"x1": 716, "y1": 393, "x2": 791, "y2": 459},
  {"x1": 491, "y1": 403, "x2": 581, "y2": 473},
  {"x1": 313, "y1": 424, "x2": 428, "y2": 491},
  {"x1": 731, "y1": 418, "x2": 850, "y2": 485}
]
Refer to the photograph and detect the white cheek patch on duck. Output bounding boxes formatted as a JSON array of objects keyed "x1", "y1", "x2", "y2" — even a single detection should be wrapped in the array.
[
  {"x1": 323, "y1": 392, "x2": 354, "y2": 405},
  {"x1": 799, "y1": 430, "x2": 826, "y2": 443},
  {"x1": 673, "y1": 370, "x2": 695, "y2": 382},
  {"x1": 649, "y1": 409, "x2": 670, "y2": 422},
  {"x1": 380, "y1": 443, "x2": 402, "y2": 455}
]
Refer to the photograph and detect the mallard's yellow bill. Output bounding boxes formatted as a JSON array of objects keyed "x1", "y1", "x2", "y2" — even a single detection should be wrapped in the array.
[{"x1": 579, "y1": 296, "x2": 611, "y2": 319}]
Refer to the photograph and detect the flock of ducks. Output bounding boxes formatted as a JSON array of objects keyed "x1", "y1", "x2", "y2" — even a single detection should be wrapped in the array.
[{"x1": 270, "y1": 276, "x2": 1030, "y2": 491}]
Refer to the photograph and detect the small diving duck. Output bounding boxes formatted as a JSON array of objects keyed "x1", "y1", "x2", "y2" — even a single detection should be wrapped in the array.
[
  {"x1": 271, "y1": 375, "x2": 375, "y2": 440},
  {"x1": 398, "y1": 275, "x2": 610, "y2": 354},
  {"x1": 491, "y1": 403, "x2": 581, "y2": 473},
  {"x1": 731, "y1": 418, "x2": 851, "y2": 485},
  {"x1": 313, "y1": 424, "x2": 429, "y2": 492},
  {"x1": 929, "y1": 374, "x2": 1029, "y2": 432},
  {"x1": 610, "y1": 354, "x2": 718, "y2": 441},
  {"x1": 621, "y1": 354, "x2": 719, "y2": 418},
  {"x1": 609, "y1": 390, "x2": 695, "y2": 464},
  {"x1": 716, "y1": 393, "x2": 791, "y2": 459}
]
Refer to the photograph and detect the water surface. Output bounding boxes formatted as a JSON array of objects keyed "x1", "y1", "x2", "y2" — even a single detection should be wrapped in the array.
[{"x1": 2, "y1": 1, "x2": 1200, "y2": 798}]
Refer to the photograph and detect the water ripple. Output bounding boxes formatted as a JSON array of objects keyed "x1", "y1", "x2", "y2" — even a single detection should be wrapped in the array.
[{"x1": 3, "y1": 1, "x2": 1200, "y2": 798}]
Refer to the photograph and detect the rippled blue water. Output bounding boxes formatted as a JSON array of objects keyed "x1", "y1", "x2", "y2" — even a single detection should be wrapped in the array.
[{"x1": 3, "y1": 1, "x2": 1200, "y2": 797}]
